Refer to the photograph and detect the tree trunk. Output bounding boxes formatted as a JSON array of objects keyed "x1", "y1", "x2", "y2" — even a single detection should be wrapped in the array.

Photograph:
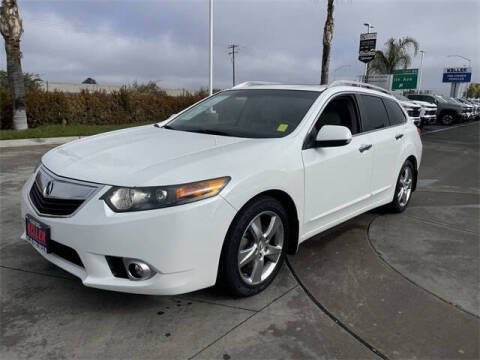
[
  {"x1": 320, "y1": 0, "x2": 334, "y2": 85},
  {"x1": 5, "y1": 38, "x2": 27, "y2": 129},
  {"x1": 1, "y1": 0, "x2": 28, "y2": 130}
]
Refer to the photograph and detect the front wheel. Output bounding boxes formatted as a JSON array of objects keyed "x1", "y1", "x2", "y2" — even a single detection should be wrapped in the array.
[
  {"x1": 440, "y1": 113, "x2": 455, "y2": 126},
  {"x1": 389, "y1": 161, "x2": 414, "y2": 213},
  {"x1": 218, "y1": 196, "x2": 289, "y2": 297}
]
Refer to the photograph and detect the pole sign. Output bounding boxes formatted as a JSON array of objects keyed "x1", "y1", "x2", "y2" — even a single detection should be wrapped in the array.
[
  {"x1": 442, "y1": 67, "x2": 472, "y2": 83},
  {"x1": 392, "y1": 69, "x2": 418, "y2": 90},
  {"x1": 358, "y1": 32, "x2": 377, "y2": 63}
]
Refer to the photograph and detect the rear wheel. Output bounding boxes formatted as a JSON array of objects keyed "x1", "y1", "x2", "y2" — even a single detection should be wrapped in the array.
[
  {"x1": 218, "y1": 196, "x2": 288, "y2": 297},
  {"x1": 389, "y1": 161, "x2": 414, "y2": 213}
]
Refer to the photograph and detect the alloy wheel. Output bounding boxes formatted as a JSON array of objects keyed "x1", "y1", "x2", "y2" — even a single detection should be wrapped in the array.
[
  {"x1": 441, "y1": 114, "x2": 454, "y2": 125},
  {"x1": 237, "y1": 211, "x2": 284, "y2": 285},
  {"x1": 398, "y1": 166, "x2": 413, "y2": 207}
]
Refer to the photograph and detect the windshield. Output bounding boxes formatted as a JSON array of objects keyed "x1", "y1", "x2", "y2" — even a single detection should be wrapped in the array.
[
  {"x1": 448, "y1": 97, "x2": 464, "y2": 105},
  {"x1": 433, "y1": 95, "x2": 447, "y2": 103},
  {"x1": 165, "y1": 89, "x2": 320, "y2": 138},
  {"x1": 393, "y1": 93, "x2": 410, "y2": 101}
]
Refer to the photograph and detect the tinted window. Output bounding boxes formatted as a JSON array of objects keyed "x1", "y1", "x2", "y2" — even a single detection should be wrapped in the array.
[
  {"x1": 422, "y1": 96, "x2": 436, "y2": 103},
  {"x1": 314, "y1": 95, "x2": 360, "y2": 135},
  {"x1": 383, "y1": 98, "x2": 406, "y2": 126},
  {"x1": 168, "y1": 89, "x2": 320, "y2": 138},
  {"x1": 359, "y1": 95, "x2": 389, "y2": 132}
]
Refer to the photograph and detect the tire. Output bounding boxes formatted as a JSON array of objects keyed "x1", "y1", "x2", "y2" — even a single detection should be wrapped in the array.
[
  {"x1": 218, "y1": 196, "x2": 289, "y2": 297},
  {"x1": 388, "y1": 160, "x2": 414, "y2": 213},
  {"x1": 439, "y1": 113, "x2": 455, "y2": 126}
]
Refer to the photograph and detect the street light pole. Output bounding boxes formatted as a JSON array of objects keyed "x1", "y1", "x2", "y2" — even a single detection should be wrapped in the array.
[
  {"x1": 209, "y1": 0, "x2": 213, "y2": 96},
  {"x1": 363, "y1": 23, "x2": 374, "y2": 81},
  {"x1": 333, "y1": 64, "x2": 351, "y2": 81},
  {"x1": 447, "y1": 54, "x2": 472, "y2": 98},
  {"x1": 447, "y1": 54, "x2": 471, "y2": 68},
  {"x1": 418, "y1": 50, "x2": 424, "y2": 92}
]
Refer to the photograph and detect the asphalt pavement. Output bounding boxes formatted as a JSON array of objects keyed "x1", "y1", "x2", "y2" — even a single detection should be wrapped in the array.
[{"x1": 1, "y1": 122, "x2": 479, "y2": 359}]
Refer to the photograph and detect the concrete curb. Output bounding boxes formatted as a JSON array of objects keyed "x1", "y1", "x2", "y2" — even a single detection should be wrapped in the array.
[{"x1": 0, "y1": 136, "x2": 83, "y2": 148}]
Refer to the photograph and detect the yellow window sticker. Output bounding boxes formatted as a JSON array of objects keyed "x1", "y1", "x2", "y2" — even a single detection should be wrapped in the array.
[{"x1": 277, "y1": 124, "x2": 288, "y2": 132}]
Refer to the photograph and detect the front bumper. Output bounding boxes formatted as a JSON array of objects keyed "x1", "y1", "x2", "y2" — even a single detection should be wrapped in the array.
[
  {"x1": 21, "y1": 174, "x2": 237, "y2": 295},
  {"x1": 420, "y1": 114, "x2": 436, "y2": 122}
]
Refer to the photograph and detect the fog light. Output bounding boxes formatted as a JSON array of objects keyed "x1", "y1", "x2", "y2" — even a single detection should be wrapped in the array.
[{"x1": 123, "y1": 259, "x2": 154, "y2": 281}]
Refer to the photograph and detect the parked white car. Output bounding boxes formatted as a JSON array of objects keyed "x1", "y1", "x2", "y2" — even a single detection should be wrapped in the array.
[
  {"x1": 21, "y1": 81, "x2": 422, "y2": 296},
  {"x1": 394, "y1": 94, "x2": 437, "y2": 125},
  {"x1": 392, "y1": 93, "x2": 423, "y2": 128}
]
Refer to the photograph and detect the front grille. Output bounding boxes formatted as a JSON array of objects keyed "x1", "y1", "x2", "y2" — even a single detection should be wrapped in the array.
[
  {"x1": 408, "y1": 108, "x2": 420, "y2": 117},
  {"x1": 50, "y1": 239, "x2": 84, "y2": 268},
  {"x1": 30, "y1": 183, "x2": 84, "y2": 216}
]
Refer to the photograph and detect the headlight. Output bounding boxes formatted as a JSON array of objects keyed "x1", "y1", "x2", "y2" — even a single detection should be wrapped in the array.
[{"x1": 102, "y1": 177, "x2": 231, "y2": 212}]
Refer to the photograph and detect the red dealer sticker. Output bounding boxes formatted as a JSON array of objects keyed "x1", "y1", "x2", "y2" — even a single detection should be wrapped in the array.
[{"x1": 25, "y1": 215, "x2": 50, "y2": 253}]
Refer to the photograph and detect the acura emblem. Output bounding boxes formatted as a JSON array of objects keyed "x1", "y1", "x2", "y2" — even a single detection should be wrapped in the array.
[{"x1": 44, "y1": 181, "x2": 54, "y2": 196}]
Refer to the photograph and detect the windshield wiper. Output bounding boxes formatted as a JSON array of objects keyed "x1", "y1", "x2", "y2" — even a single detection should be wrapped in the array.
[
  {"x1": 157, "y1": 124, "x2": 232, "y2": 136},
  {"x1": 180, "y1": 128, "x2": 232, "y2": 136}
]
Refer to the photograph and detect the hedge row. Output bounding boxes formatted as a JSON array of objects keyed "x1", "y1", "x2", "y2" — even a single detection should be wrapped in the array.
[{"x1": 0, "y1": 88, "x2": 207, "y2": 129}]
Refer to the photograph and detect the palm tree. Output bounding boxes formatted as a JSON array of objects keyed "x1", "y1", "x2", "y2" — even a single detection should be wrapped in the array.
[
  {"x1": 320, "y1": 0, "x2": 334, "y2": 85},
  {"x1": 368, "y1": 37, "x2": 419, "y2": 75},
  {"x1": 0, "y1": 0, "x2": 27, "y2": 129}
]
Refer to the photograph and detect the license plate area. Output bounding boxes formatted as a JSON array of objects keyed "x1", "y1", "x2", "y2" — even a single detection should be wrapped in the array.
[{"x1": 25, "y1": 215, "x2": 50, "y2": 253}]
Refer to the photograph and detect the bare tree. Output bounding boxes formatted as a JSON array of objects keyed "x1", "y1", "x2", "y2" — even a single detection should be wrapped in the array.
[
  {"x1": 320, "y1": 0, "x2": 334, "y2": 85},
  {"x1": 1, "y1": 0, "x2": 27, "y2": 129}
]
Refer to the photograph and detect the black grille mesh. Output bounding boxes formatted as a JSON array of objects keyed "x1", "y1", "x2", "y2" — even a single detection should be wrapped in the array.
[
  {"x1": 30, "y1": 184, "x2": 84, "y2": 216},
  {"x1": 408, "y1": 109, "x2": 421, "y2": 117}
]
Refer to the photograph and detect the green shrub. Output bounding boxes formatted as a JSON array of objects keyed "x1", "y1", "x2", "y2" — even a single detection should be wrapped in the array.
[{"x1": 0, "y1": 89, "x2": 206, "y2": 130}]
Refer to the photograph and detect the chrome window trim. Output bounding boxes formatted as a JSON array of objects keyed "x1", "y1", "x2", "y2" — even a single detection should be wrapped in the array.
[
  {"x1": 28, "y1": 165, "x2": 105, "y2": 218},
  {"x1": 302, "y1": 90, "x2": 408, "y2": 149}
]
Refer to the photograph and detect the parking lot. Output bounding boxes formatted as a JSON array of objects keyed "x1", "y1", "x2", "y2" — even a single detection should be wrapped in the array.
[{"x1": 1, "y1": 122, "x2": 479, "y2": 359}]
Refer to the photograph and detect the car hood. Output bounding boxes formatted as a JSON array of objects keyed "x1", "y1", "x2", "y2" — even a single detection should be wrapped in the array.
[
  {"x1": 399, "y1": 100, "x2": 421, "y2": 109},
  {"x1": 409, "y1": 100, "x2": 437, "y2": 109},
  {"x1": 42, "y1": 125, "x2": 252, "y2": 186}
]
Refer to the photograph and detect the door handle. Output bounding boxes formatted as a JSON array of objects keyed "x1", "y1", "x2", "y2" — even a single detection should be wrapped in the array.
[
  {"x1": 395, "y1": 134, "x2": 404, "y2": 140},
  {"x1": 359, "y1": 144, "x2": 372, "y2": 153}
]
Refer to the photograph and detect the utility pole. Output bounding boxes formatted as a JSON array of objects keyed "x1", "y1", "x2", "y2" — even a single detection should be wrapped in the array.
[
  {"x1": 208, "y1": 0, "x2": 213, "y2": 95},
  {"x1": 228, "y1": 44, "x2": 239, "y2": 87},
  {"x1": 418, "y1": 50, "x2": 424, "y2": 92}
]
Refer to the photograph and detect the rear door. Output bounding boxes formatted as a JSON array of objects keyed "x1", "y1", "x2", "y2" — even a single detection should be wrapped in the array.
[{"x1": 357, "y1": 94, "x2": 402, "y2": 202}]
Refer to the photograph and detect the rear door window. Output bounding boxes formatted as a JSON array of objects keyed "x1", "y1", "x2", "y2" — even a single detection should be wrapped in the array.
[
  {"x1": 358, "y1": 95, "x2": 389, "y2": 132},
  {"x1": 383, "y1": 98, "x2": 406, "y2": 126}
]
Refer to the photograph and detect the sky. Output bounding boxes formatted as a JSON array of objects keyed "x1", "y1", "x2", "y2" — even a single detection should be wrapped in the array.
[{"x1": 2, "y1": 0, "x2": 479, "y2": 94}]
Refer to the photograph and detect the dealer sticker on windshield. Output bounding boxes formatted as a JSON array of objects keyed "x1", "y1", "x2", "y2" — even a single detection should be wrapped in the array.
[{"x1": 277, "y1": 124, "x2": 288, "y2": 132}]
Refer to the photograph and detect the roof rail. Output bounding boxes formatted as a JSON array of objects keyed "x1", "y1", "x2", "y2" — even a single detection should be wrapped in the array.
[
  {"x1": 232, "y1": 81, "x2": 280, "y2": 89},
  {"x1": 329, "y1": 80, "x2": 391, "y2": 95}
]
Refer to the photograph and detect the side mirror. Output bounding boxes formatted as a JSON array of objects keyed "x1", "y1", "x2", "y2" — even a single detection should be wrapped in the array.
[{"x1": 315, "y1": 125, "x2": 352, "y2": 147}]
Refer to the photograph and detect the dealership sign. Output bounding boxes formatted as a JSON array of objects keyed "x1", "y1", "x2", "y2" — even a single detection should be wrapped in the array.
[
  {"x1": 358, "y1": 32, "x2": 377, "y2": 63},
  {"x1": 442, "y1": 67, "x2": 472, "y2": 83},
  {"x1": 365, "y1": 74, "x2": 392, "y2": 91},
  {"x1": 392, "y1": 69, "x2": 418, "y2": 90}
]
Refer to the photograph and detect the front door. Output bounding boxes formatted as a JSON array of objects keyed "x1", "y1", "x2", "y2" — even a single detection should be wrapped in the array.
[{"x1": 302, "y1": 94, "x2": 373, "y2": 238}]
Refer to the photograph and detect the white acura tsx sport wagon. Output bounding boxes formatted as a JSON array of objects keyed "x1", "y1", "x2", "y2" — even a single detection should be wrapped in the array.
[{"x1": 21, "y1": 81, "x2": 422, "y2": 297}]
